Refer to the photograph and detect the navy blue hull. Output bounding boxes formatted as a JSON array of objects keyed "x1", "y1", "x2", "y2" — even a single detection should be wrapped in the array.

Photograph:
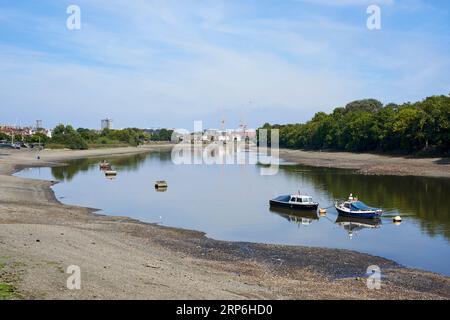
[
  {"x1": 270, "y1": 200, "x2": 319, "y2": 211},
  {"x1": 335, "y1": 215, "x2": 382, "y2": 227},
  {"x1": 335, "y1": 207, "x2": 381, "y2": 219},
  {"x1": 269, "y1": 207, "x2": 319, "y2": 221}
]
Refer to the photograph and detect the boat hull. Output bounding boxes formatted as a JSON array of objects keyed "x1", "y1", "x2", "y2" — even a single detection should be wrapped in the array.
[
  {"x1": 270, "y1": 200, "x2": 319, "y2": 211},
  {"x1": 335, "y1": 215, "x2": 382, "y2": 227},
  {"x1": 269, "y1": 207, "x2": 319, "y2": 220},
  {"x1": 335, "y1": 206, "x2": 381, "y2": 219}
]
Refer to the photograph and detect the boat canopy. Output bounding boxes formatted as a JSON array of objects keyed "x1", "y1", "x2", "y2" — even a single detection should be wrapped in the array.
[
  {"x1": 350, "y1": 201, "x2": 380, "y2": 211},
  {"x1": 274, "y1": 195, "x2": 290, "y2": 202}
]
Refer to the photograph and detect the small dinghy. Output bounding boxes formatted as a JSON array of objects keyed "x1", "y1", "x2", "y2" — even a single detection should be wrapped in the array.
[
  {"x1": 99, "y1": 161, "x2": 111, "y2": 170},
  {"x1": 269, "y1": 193, "x2": 319, "y2": 211},
  {"x1": 105, "y1": 170, "x2": 117, "y2": 177},
  {"x1": 155, "y1": 181, "x2": 168, "y2": 190},
  {"x1": 335, "y1": 194, "x2": 382, "y2": 219}
]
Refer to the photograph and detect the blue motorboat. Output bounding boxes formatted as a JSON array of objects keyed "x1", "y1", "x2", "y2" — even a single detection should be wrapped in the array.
[{"x1": 335, "y1": 194, "x2": 382, "y2": 219}]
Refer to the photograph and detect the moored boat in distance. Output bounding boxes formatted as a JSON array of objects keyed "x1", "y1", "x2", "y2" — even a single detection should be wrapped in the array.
[
  {"x1": 155, "y1": 180, "x2": 168, "y2": 190},
  {"x1": 105, "y1": 170, "x2": 117, "y2": 176},
  {"x1": 269, "y1": 193, "x2": 319, "y2": 211},
  {"x1": 335, "y1": 194, "x2": 382, "y2": 219},
  {"x1": 100, "y1": 161, "x2": 111, "y2": 170}
]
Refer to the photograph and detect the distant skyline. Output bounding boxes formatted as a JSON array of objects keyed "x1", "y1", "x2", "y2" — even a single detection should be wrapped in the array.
[{"x1": 1, "y1": 0, "x2": 449, "y2": 130}]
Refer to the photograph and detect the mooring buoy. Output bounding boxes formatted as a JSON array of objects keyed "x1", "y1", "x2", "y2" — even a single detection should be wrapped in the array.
[{"x1": 393, "y1": 215, "x2": 402, "y2": 225}]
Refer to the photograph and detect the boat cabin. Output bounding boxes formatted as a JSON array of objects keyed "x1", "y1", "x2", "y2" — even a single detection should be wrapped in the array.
[{"x1": 289, "y1": 195, "x2": 314, "y2": 204}]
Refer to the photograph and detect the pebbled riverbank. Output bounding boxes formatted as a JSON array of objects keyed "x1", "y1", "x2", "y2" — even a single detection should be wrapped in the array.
[
  {"x1": 277, "y1": 148, "x2": 450, "y2": 178},
  {"x1": 0, "y1": 146, "x2": 449, "y2": 299}
]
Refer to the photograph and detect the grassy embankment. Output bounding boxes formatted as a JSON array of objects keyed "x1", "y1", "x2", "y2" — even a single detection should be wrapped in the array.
[{"x1": 0, "y1": 259, "x2": 22, "y2": 300}]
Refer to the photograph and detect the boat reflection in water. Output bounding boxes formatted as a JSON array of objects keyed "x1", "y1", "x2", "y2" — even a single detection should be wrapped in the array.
[
  {"x1": 335, "y1": 215, "x2": 382, "y2": 239},
  {"x1": 269, "y1": 207, "x2": 319, "y2": 227}
]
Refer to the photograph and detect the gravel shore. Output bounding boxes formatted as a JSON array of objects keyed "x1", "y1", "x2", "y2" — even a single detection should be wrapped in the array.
[
  {"x1": 0, "y1": 146, "x2": 449, "y2": 299},
  {"x1": 277, "y1": 148, "x2": 450, "y2": 178}
]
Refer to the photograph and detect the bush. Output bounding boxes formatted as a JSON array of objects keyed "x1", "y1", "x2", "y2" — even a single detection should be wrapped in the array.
[
  {"x1": 48, "y1": 125, "x2": 159, "y2": 149},
  {"x1": 51, "y1": 124, "x2": 88, "y2": 150}
]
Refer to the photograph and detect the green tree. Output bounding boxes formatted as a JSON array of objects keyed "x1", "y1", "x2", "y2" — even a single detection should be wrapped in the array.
[
  {"x1": 51, "y1": 124, "x2": 88, "y2": 150},
  {"x1": 259, "y1": 95, "x2": 450, "y2": 156},
  {"x1": 345, "y1": 99, "x2": 383, "y2": 113}
]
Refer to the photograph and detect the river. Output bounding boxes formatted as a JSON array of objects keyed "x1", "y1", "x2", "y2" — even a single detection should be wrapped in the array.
[{"x1": 15, "y1": 149, "x2": 450, "y2": 276}]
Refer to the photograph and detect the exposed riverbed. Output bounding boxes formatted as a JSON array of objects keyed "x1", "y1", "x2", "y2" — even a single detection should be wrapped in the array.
[
  {"x1": 1, "y1": 146, "x2": 449, "y2": 299},
  {"x1": 15, "y1": 149, "x2": 450, "y2": 276}
]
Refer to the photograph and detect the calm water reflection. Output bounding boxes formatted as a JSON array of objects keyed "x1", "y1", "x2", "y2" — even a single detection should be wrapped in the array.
[{"x1": 16, "y1": 151, "x2": 450, "y2": 276}]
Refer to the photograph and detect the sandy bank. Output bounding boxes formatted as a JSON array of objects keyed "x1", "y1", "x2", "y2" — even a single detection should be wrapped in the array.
[{"x1": 0, "y1": 146, "x2": 449, "y2": 299}]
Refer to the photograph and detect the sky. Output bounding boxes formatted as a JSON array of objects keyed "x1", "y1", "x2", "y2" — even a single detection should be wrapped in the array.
[{"x1": 0, "y1": 0, "x2": 449, "y2": 130}]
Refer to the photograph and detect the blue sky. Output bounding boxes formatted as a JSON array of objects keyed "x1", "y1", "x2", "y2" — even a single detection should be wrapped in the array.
[{"x1": 0, "y1": 0, "x2": 449, "y2": 130}]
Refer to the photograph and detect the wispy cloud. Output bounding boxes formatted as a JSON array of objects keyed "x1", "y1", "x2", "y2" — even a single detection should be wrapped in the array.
[
  {"x1": 297, "y1": 0, "x2": 394, "y2": 6},
  {"x1": 0, "y1": 0, "x2": 449, "y2": 128}
]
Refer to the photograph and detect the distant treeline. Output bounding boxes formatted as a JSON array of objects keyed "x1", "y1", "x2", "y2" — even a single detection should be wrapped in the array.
[
  {"x1": 2, "y1": 125, "x2": 174, "y2": 149},
  {"x1": 259, "y1": 95, "x2": 450, "y2": 155}
]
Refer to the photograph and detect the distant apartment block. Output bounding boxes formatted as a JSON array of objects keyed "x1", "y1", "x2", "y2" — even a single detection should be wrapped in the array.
[
  {"x1": 101, "y1": 118, "x2": 113, "y2": 130},
  {"x1": 181, "y1": 127, "x2": 256, "y2": 143}
]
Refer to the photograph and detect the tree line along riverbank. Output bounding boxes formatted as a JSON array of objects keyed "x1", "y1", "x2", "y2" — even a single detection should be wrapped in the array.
[
  {"x1": 260, "y1": 95, "x2": 450, "y2": 157},
  {"x1": 0, "y1": 126, "x2": 174, "y2": 150}
]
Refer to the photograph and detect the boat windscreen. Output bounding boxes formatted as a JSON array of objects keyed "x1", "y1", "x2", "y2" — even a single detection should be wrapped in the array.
[{"x1": 350, "y1": 201, "x2": 380, "y2": 211}]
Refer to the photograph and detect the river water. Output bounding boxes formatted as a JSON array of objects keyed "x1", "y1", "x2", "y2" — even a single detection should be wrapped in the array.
[{"x1": 15, "y1": 149, "x2": 450, "y2": 276}]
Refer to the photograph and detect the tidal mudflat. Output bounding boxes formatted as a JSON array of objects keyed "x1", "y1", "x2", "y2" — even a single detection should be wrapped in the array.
[{"x1": 1, "y1": 147, "x2": 449, "y2": 299}]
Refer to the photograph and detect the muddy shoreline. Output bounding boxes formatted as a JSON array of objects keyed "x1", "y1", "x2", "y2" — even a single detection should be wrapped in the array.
[
  {"x1": 277, "y1": 148, "x2": 450, "y2": 178},
  {"x1": 0, "y1": 146, "x2": 449, "y2": 299}
]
